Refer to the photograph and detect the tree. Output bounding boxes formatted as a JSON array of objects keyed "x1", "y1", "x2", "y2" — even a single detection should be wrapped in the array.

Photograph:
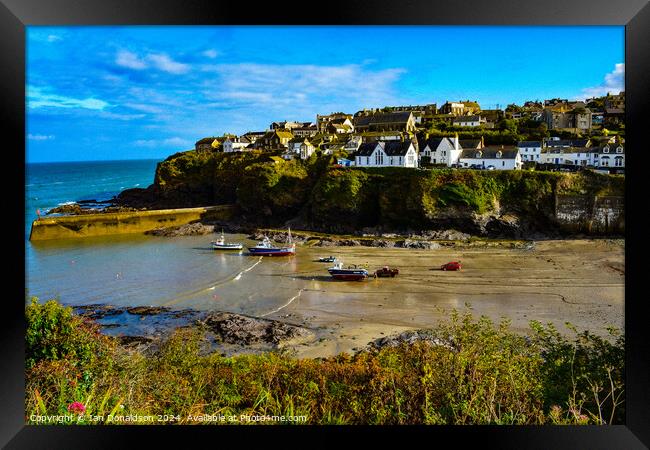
[{"x1": 498, "y1": 118, "x2": 518, "y2": 133}]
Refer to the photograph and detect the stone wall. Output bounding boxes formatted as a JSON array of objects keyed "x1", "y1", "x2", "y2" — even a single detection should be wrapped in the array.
[
  {"x1": 29, "y1": 206, "x2": 234, "y2": 241},
  {"x1": 555, "y1": 195, "x2": 624, "y2": 234}
]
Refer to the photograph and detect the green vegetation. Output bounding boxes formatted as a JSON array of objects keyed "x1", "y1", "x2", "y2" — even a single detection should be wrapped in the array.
[
  {"x1": 150, "y1": 150, "x2": 623, "y2": 232},
  {"x1": 26, "y1": 299, "x2": 624, "y2": 425}
]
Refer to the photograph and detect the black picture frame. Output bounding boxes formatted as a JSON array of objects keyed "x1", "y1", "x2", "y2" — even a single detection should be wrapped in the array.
[{"x1": 4, "y1": 0, "x2": 649, "y2": 447}]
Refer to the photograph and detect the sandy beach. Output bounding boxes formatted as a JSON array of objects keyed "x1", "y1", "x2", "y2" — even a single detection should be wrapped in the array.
[{"x1": 270, "y1": 239, "x2": 624, "y2": 358}]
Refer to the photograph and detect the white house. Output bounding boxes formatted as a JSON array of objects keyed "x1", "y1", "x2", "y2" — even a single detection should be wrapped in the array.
[
  {"x1": 591, "y1": 144, "x2": 625, "y2": 169},
  {"x1": 299, "y1": 140, "x2": 316, "y2": 160},
  {"x1": 355, "y1": 141, "x2": 418, "y2": 168},
  {"x1": 419, "y1": 136, "x2": 461, "y2": 166},
  {"x1": 459, "y1": 147, "x2": 522, "y2": 170},
  {"x1": 516, "y1": 141, "x2": 542, "y2": 163},
  {"x1": 452, "y1": 115, "x2": 486, "y2": 127},
  {"x1": 287, "y1": 137, "x2": 316, "y2": 159},
  {"x1": 540, "y1": 147, "x2": 591, "y2": 166},
  {"x1": 223, "y1": 138, "x2": 248, "y2": 153}
]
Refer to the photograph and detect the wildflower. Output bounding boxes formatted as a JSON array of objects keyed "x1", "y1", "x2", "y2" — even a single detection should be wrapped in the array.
[{"x1": 68, "y1": 402, "x2": 86, "y2": 414}]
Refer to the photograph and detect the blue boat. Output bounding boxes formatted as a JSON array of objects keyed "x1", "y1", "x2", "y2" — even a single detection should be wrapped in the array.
[
  {"x1": 247, "y1": 228, "x2": 296, "y2": 256},
  {"x1": 327, "y1": 261, "x2": 368, "y2": 281}
]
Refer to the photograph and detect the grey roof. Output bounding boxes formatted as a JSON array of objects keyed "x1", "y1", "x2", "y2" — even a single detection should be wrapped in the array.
[
  {"x1": 355, "y1": 141, "x2": 414, "y2": 157},
  {"x1": 422, "y1": 137, "x2": 447, "y2": 150},
  {"x1": 459, "y1": 139, "x2": 482, "y2": 149},
  {"x1": 196, "y1": 137, "x2": 216, "y2": 144},
  {"x1": 356, "y1": 142, "x2": 381, "y2": 156},
  {"x1": 453, "y1": 115, "x2": 482, "y2": 122},
  {"x1": 596, "y1": 145, "x2": 625, "y2": 154},
  {"x1": 517, "y1": 141, "x2": 542, "y2": 147},
  {"x1": 460, "y1": 148, "x2": 519, "y2": 159},
  {"x1": 383, "y1": 141, "x2": 414, "y2": 156},
  {"x1": 354, "y1": 111, "x2": 413, "y2": 127}
]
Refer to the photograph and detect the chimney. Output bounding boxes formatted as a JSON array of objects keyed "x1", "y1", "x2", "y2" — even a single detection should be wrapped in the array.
[
  {"x1": 480, "y1": 136, "x2": 485, "y2": 148},
  {"x1": 454, "y1": 132, "x2": 459, "y2": 151}
]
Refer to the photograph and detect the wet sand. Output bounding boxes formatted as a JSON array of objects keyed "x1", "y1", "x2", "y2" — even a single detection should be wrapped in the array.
[{"x1": 269, "y1": 239, "x2": 624, "y2": 358}]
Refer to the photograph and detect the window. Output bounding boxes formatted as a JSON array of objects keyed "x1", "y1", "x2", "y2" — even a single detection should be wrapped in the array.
[
  {"x1": 502, "y1": 161, "x2": 505, "y2": 167},
  {"x1": 615, "y1": 156, "x2": 623, "y2": 167}
]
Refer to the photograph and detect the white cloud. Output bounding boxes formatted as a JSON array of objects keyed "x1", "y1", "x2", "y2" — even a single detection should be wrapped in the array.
[
  {"x1": 202, "y1": 49, "x2": 219, "y2": 59},
  {"x1": 28, "y1": 86, "x2": 109, "y2": 110},
  {"x1": 163, "y1": 137, "x2": 192, "y2": 147},
  {"x1": 124, "y1": 103, "x2": 165, "y2": 114},
  {"x1": 200, "y1": 63, "x2": 406, "y2": 114},
  {"x1": 47, "y1": 35, "x2": 62, "y2": 43},
  {"x1": 98, "y1": 111, "x2": 146, "y2": 121},
  {"x1": 578, "y1": 63, "x2": 624, "y2": 100},
  {"x1": 133, "y1": 139, "x2": 158, "y2": 148},
  {"x1": 146, "y1": 53, "x2": 189, "y2": 74},
  {"x1": 134, "y1": 137, "x2": 192, "y2": 148},
  {"x1": 28, "y1": 134, "x2": 55, "y2": 141},
  {"x1": 115, "y1": 51, "x2": 190, "y2": 74},
  {"x1": 116, "y1": 50, "x2": 148, "y2": 70}
]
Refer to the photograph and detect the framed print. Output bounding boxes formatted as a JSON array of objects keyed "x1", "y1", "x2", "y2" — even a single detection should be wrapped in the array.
[{"x1": 3, "y1": 0, "x2": 649, "y2": 447}]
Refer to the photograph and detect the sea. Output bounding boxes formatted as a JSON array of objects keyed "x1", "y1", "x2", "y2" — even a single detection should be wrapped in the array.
[{"x1": 25, "y1": 160, "x2": 308, "y2": 327}]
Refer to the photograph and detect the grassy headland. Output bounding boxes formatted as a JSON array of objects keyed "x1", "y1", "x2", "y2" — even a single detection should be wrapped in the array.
[{"x1": 117, "y1": 150, "x2": 624, "y2": 236}]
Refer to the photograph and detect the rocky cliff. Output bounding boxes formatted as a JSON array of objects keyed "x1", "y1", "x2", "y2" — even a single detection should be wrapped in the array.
[{"x1": 115, "y1": 150, "x2": 624, "y2": 238}]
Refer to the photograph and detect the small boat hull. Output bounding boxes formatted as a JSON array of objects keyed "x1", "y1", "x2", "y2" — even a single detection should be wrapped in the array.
[
  {"x1": 212, "y1": 243, "x2": 243, "y2": 250},
  {"x1": 328, "y1": 268, "x2": 368, "y2": 281},
  {"x1": 248, "y1": 247, "x2": 295, "y2": 256}
]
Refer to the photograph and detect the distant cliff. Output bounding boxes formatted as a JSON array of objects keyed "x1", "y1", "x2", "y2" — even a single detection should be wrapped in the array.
[{"x1": 115, "y1": 150, "x2": 624, "y2": 238}]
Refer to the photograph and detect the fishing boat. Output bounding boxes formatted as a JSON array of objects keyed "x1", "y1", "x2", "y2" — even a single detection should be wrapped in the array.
[
  {"x1": 327, "y1": 261, "x2": 368, "y2": 281},
  {"x1": 247, "y1": 228, "x2": 296, "y2": 256},
  {"x1": 211, "y1": 231, "x2": 243, "y2": 250},
  {"x1": 318, "y1": 256, "x2": 337, "y2": 263}
]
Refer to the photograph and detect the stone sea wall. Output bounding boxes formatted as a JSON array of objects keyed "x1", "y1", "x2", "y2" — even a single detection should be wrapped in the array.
[{"x1": 29, "y1": 205, "x2": 234, "y2": 241}]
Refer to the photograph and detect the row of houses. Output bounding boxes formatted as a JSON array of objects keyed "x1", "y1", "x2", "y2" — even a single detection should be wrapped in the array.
[
  {"x1": 354, "y1": 137, "x2": 523, "y2": 170},
  {"x1": 198, "y1": 129, "x2": 625, "y2": 172},
  {"x1": 516, "y1": 138, "x2": 625, "y2": 168}
]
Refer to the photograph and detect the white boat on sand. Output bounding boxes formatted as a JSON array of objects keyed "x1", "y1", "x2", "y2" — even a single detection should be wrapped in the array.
[{"x1": 211, "y1": 231, "x2": 243, "y2": 250}]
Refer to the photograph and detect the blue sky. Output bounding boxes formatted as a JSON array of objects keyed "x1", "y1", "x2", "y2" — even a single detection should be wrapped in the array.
[{"x1": 27, "y1": 26, "x2": 624, "y2": 162}]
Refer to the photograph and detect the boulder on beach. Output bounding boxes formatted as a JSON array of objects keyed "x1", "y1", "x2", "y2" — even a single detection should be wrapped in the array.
[
  {"x1": 397, "y1": 239, "x2": 440, "y2": 250},
  {"x1": 365, "y1": 330, "x2": 454, "y2": 352},
  {"x1": 197, "y1": 312, "x2": 312, "y2": 346}
]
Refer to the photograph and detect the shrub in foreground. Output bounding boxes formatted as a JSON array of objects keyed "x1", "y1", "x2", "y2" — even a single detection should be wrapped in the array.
[{"x1": 25, "y1": 299, "x2": 624, "y2": 425}]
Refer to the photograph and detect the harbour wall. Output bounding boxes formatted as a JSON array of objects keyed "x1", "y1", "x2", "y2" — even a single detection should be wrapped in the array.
[
  {"x1": 555, "y1": 195, "x2": 624, "y2": 234},
  {"x1": 29, "y1": 205, "x2": 234, "y2": 241}
]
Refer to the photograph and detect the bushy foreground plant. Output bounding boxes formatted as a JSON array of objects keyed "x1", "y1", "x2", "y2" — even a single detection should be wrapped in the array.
[{"x1": 25, "y1": 300, "x2": 624, "y2": 425}]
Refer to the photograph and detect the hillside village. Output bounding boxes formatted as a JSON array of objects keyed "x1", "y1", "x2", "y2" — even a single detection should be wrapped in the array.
[{"x1": 193, "y1": 91, "x2": 625, "y2": 175}]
